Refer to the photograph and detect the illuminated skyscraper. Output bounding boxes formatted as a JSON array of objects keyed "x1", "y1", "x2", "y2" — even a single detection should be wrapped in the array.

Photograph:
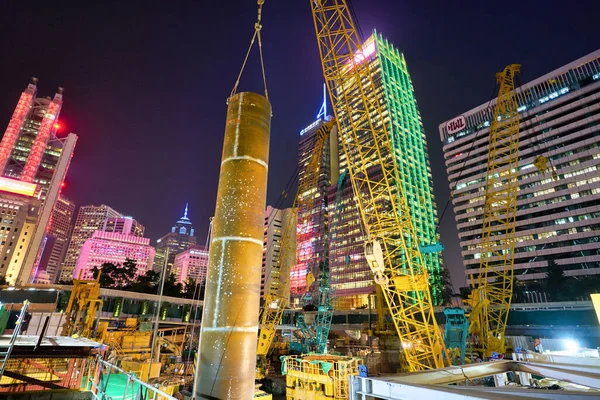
[
  {"x1": 35, "y1": 194, "x2": 75, "y2": 283},
  {"x1": 290, "y1": 87, "x2": 338, "y2": 304},
  {"x1": 73, "y1": 230, "x2": 155, "y2": 280},
  {"x1": 154, "y1": 203, "x2": 197, "y2": 275},
  {"x1": 262, "y1": 206, "x2": 296, "y2": 300},
  {"x1": 439, "y1": 50, "x2": 600, "y2": 285},
  {"x1": 104, "y1": 217, "x2": 145, "y2": 237},
  {"x1": 172, "y1": 245, "x2": 209, "y2": 286},
  {"x1": 60, "y1": 204, "x2": 121, "y2": 281},
  {"x1": 328, "y1": 31, "x2": 443, "y2": 307},
  {"x1": 0, "y1": 79, "x2": 77, "y2": 284}
]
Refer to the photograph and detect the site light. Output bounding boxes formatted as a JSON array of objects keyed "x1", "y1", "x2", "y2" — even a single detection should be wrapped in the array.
[{"x1": 563, "y1": 339, "x2": 580, "y2": 353}]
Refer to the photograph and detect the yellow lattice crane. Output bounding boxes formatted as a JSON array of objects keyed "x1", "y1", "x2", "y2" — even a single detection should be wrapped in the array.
[
  {"x1": 310, "y1": 1, "x2": 446, "y2": 371},
  {"x1": 256, "y1": 119, "x2": 336, "y2": 379},
  {"x1": 467, "y1": 64, "x2": 521, "y2": 357}
]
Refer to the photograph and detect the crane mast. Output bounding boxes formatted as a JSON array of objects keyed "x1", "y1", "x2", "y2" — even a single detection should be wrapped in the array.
[
  {"x1": 310, "y1": 0, "x2": 446, "y2": 370},
  {"x1": 469, "y1": 64, "x2": 521, "y2": 357},
  {"x1": 256, "y1": 119, "x2": 336, "y2": 378}
]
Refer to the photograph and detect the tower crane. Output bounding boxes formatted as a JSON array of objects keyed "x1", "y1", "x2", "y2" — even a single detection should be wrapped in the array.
[
  {"x1": 256, "y1": 118, "x2": 336, "y2": 378},
  {"x1": 310, "y1": 1, "x2": 446, "y2": 371},
  {"x1": 467, "y1": 64, "x2": 521, "y2": 357}
]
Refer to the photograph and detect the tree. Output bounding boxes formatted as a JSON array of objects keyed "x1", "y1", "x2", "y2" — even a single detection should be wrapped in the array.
[
  {"x1": 438, "y1": 266, "x2": 454, "y2": 306},
  {"x1": 131, "y1": 270, "x2": 160, "y2": 294},
  {"x1": 163, "y1": 273, "x2": 184, "y2": 297},
  {"x1": 183, "y1": 278, "x2": 207, "y2": 300},
  {"x1": 459, "y1": 286, "x2": 472, "y2": 300},
  {"x1": 91, "y1": 258, "x2": 138, "y2": 289},
  {"x1": 544, "y1": 260, "x2": 569, "y2": 301}
]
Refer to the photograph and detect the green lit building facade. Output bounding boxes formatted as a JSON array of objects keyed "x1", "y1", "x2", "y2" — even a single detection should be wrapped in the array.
[{"x1": 329, "y1": 31, "x2": 443, "y2": 307}]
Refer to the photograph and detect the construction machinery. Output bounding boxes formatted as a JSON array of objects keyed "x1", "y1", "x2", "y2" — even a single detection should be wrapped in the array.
[
  {"x1": 292, "y1": 170, "x2": 347, "y2": 355},
  {"x1": 61, "y1": 275, "x2": 103, "y2": 338},
  {"x1": 443, "y1": 308, "x2": 469, "y2": 365},
  {"x1": 256, "y1": 118, "x2": 337, "y2": 378},
  {"x1": 467, "y1": 64, "x2": 521, "y2": 358},
  {"x1": 310, "y1": 1, "x2": 447, "y2": 371}
]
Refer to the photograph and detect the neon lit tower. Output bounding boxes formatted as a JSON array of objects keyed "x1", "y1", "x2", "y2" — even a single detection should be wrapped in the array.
[
  {"x1": 0, "y1": 78, "x2": 77, "y2": 284},
  {"x1": 291, "y1": 86, "x2": 338, "y2": 304},
  {"x1": 329, "y1": 31, "x2": 444, "y2": 307},
  {"x1": 0, "y1": 81, "x2": 37, "y2": 172},
  {"x1": 21, "y1": 89, "x2": 63, "y2": 182}
]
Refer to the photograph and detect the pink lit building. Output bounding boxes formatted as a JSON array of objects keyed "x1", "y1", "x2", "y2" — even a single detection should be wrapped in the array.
[
  {"x1": 73, "y1": 230, "x2": 155, "y2": 280},
  {"x1": 172, "y1": 246, "x2": 209, "y2": 285}
]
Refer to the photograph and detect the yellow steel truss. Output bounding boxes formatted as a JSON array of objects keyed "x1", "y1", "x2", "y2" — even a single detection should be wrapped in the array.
[
  {"x1": 469, "y1": 64, "x2": 521, "y2": 357},
  {"x1": 256, "y1": 119, "x2": 335, "y2": 378},
  {"x1": 310, "y1": 0, "x2": 446, "y2": 370}
]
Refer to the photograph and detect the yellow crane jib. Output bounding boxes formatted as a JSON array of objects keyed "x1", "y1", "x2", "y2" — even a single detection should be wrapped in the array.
[
  {"x1": 256, "y1": 118, "x2": 336, "y2": 379},
  {"x1": 468, "y1": 64, "x2": 521, "y2": 358},
  {"x1": 310, "y1": 0, "x2": 447, "y2": 371}
]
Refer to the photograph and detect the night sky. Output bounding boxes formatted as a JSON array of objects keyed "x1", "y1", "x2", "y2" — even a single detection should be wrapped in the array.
[{"x1": 1, "y1": 0, "x2": 598, "y2": 290}]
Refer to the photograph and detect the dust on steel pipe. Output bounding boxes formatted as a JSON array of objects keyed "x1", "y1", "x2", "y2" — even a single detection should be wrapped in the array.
[{"x1": 196, "y1": 92, "x2": 271, "y2": 400}]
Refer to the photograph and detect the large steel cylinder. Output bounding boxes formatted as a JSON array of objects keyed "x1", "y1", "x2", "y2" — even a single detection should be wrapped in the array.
[{"x1": 197, "y1": 92, "x2": 271, "y2": 399}]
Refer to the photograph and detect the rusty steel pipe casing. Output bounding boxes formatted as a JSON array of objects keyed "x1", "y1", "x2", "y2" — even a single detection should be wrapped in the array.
[{"x1": 196, "y1": 92, "x2": 271, "y2": 400}]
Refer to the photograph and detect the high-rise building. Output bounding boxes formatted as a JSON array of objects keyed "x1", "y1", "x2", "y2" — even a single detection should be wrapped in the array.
[
  {"x1": 0, "y1": 79, "x2": 77, "y2": 284},
  {"x1": 60, "y1": 204, "x2": 121, "y2": 281},
  {"x1": 439, "y1": 50, "x2": 600, "y2": 285},
  {"x1": 34, "y1": 194, "x2": 75, "y2": 283},
  {"x1": 154, "y1": 204, "x2": 197, "y2": 275},
  {"x1": 0, "y1": 195, "x2": 41, "y2": 284},
  {"x1": 289, "y1": 87, "x2": 339, "y2": 304},
  {"x1": 172, "y1": 245, "x2": 209, "y2": 286},
  {"x1": 73, "y1": 230, "x2": 155, "y2": 280},
  {"x1": 324, "y1": 31, "x2": 443, "y2": 307},
  {"x1": 103, "y1": 217, "x2": 144, "y2": 237},
  {"x1": 262, "y1": 206, "x2": 296, "y2": 300}
]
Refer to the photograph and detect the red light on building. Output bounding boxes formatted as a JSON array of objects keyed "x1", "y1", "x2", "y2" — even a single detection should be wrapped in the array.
[{"x1": 54, "y1": 122, "x2": 61, "y2": 130}]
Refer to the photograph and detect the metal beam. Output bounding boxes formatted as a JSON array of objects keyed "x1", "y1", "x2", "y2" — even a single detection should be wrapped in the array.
[{"x1": 515, "y1": 361, "x2": 600, "y2": 389}]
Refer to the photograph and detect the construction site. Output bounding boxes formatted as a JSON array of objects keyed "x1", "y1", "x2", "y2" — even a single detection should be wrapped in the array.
[{"x1": 0, "y1": 1, "x2": 599, "y2": 400}]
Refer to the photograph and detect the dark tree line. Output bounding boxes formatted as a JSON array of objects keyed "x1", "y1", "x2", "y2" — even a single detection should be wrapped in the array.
[{"x1": 60, "y1": 258, "x2": 205, "y2": 300}]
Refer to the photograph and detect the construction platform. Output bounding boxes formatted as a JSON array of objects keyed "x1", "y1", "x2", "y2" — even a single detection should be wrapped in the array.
[{"x1": 0, "y1": 335, "x2": 102, "y2": 393}]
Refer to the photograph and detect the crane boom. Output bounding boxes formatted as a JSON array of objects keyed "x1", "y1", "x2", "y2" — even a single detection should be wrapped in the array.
[
  {"x1": 469, "y1": 64, "x2": 521, "y2": 357},
  {"x1": 256, "y1": 119, "x2": 336, "y2": 378},
  {"x1": 310, "y1": 0, "x2": 446, "y2": 371}
]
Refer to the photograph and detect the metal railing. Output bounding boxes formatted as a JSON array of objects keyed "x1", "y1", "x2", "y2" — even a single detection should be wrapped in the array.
[{"x1": 87, "y1": 357, "x2": 177, "y2": 400}]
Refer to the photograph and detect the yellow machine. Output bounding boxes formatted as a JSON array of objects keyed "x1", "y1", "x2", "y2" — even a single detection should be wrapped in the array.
[
  {"x1": 467, "y1": 64, "x2": 521, "y2": 357},
  {"x1": 309, "y1": 1, "x2": 446, "y2": 371},
  {"x1": 61, "y1": 275, "x2": 103, "y2": 338},
  {"x1": 256, "y1": 119, "x2": 337, "y2": 378},
  {"x1": 282, "y1": 354, "x2": 360, "y2": 400}
]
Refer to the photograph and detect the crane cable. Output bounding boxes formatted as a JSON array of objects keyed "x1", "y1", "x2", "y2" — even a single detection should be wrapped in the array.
[{"x1": 230, "y1": 0, "x2": 269, "y2": 100}]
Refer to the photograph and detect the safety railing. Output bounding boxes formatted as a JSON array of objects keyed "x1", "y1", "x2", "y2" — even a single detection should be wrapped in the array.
[{"x1": 86, "y1": 357, "x2": 177, "y2": 400}]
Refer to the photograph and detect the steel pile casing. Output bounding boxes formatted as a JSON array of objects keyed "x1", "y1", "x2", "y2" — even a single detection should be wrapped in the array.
[{"x1": 197, "y1": 92, "x2": 271, "y2": 400}]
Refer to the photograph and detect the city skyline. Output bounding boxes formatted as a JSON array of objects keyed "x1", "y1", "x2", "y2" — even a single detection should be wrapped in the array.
[{"x1": 1, "y1": 1, "x2": 599, "y2": 289}]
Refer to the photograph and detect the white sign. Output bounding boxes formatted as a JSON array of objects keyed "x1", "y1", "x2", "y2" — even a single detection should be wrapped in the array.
[{"x1": 446, "y1": 115, "x2": 466, "y2": 135}]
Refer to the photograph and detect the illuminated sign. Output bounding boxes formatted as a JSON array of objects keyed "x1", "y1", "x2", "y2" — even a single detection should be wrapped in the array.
[
  {"x1": 0, "y1": 176, "x2": 37, "y2": 197},
  {"x1": 446, "y1": 115, "x2": 466, "y2": 135},
  {"x1": 300, "y1": 119, "x2": 322, "y2": 136}
]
